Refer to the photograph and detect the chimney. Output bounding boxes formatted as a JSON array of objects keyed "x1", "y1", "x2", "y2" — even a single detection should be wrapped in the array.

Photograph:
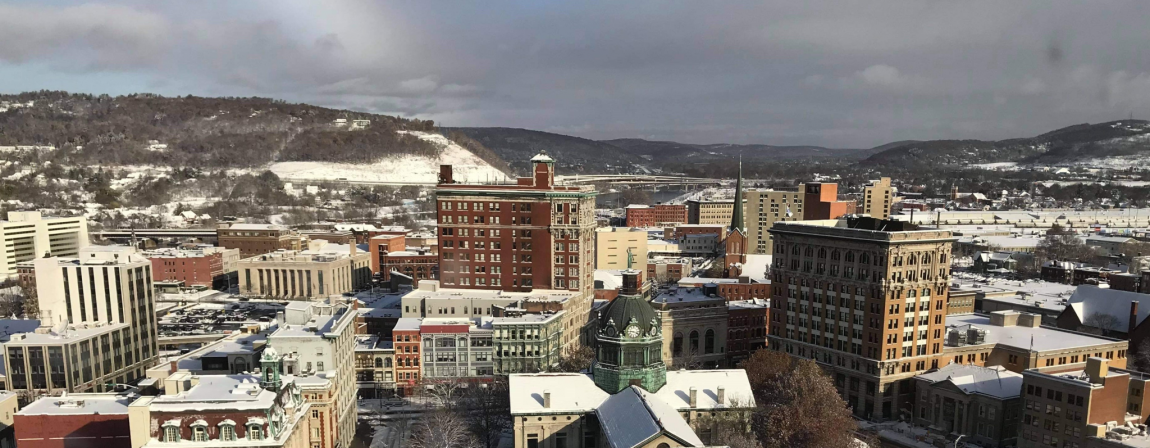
[
  {"x1": 1086, "y1": 357, "x2": 1109, "y2": 384},
  {"x1": 689, "y1": 387, "x2": 698, "y2": 407},
  {"x1": 350, "y1": 242, "x2": 357, "y2": 257},
  {"x1": 543, "y1": 390, "x2": 551, "y2": 408},
  {"x1": 1131, "y1": 300, "x2": 1140, "y2": 336},
  {"x1": 717, "y1": 386, "x2": 726, "y2": 405},
  {"x1": 439, "y1": 165, "x2": 454, "y2": 184}
]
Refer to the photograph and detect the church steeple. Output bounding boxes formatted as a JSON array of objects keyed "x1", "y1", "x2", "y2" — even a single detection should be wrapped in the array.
[{"x1": 729, "y1": 156, "x2": 745, "y2": 234}]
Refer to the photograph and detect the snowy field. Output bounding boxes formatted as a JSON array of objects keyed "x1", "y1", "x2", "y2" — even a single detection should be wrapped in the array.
[{"x1": 268, "y1": 131, "x2": 508, "y2": 185}]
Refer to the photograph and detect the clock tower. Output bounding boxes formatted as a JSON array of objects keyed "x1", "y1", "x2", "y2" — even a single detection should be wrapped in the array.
[{"x1": 592, "y1": 269, "x2": 667, "y2": 394}]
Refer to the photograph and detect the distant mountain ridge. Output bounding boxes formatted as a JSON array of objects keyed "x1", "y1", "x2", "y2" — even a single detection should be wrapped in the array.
[{"x1": 862, "y1": 120, "x2": 1150, "y2": 167}]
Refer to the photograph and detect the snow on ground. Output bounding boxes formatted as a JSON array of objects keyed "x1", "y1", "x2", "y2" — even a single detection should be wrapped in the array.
[
  {"x1": 268, "y1": 131, "x2": 508, "y2": 185},
  {"x1": 969, "y1": 161, "x2": 1020, "y2": 171}
]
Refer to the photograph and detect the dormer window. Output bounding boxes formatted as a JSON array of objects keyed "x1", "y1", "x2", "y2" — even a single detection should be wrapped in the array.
[
  {"x1": 161, "y1": 420, "x2": 182, "y2": 442},
  {"x1": 247, "y1": 423, "x2": 264, "y2": 440},
  {"x1": 219, "y1": 420, "x2": 237, "y2": 441}
]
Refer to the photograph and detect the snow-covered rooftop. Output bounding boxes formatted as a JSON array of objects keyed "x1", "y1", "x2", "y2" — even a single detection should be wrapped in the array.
[
  {"x1": 18, "y1": 393, "x2": 133, "y2": 416},
  {"x1": 915, "y1": 364, "x2": 1023, "y2": 399},
  {"x1": 946, "y1": 313, "x2": 1122, "y2": 352}
]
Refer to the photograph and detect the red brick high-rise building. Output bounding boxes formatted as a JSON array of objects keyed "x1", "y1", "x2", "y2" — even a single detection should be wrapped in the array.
[{"x1": 435, "y1": 151, "x2": 597, "y2": 349}]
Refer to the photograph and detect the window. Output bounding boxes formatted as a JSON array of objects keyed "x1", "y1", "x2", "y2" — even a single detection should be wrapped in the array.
[
  {"x1": 248, "y1": 424, "x2": 264, "y2": 440},
  {"x1": 689, "y1": 330, "x2": 700, "y2": 354},
  {"x1": 705, "y1": 329, "x2": 715, "y2": 354},
  {"x1": 673, "y1": 333, "x2": 683, "y2": 356},
  {"x1": 220, "y1": 424, "x2": 236, "y2": 441},
  {"x1": 193, "y1": 426, "x2": 208, "y2": 442},
  {"x1": 163, "y1": 425, "x2": 180, "y2": 443}
]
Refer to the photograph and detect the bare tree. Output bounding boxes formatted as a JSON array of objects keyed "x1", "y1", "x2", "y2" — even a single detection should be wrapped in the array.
[
  {"x1": 408, "y1": 407, "x2": 480, "y2": 448},
  {"x1": 1082, "y1": 312, "x2": 1123, "y2": 337},
  {"x1": 699, "y1": 398, "x2": 760, "y2": 448},
  {"x1": 1131, "y1": 339, "x2": 1150, "y2": 372},
  {"x1": 0, "y1": 289, "x2": 23, "y2": 317},
  {"x1": 750, "y1": 358, "x2": 859, "y2": 448},
  {"x1": 739, "y1": 349, "x2": 793, "y2": 391},
  {"x1": 462, "y1": 378, "x2": 511, "y2": 448},
  {"x1": 556, "y1": 345, "x2": 595, "y2": 373},
  {"x1": 21, "y1": 283, "x2": 37, "y2": 319}
]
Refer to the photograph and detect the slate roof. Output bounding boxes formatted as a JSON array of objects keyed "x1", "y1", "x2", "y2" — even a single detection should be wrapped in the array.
[
  {"x1": 1066, "y1": 285, "x2": 1150, "y2": 332},
  {"x1": 597, "y1": 386, "x2": 703, "y2": 448}
]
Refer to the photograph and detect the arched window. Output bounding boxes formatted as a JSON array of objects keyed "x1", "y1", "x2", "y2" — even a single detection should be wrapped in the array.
[
  {"x1": 805, "y1": 246, "x2": 814, "y2": 257},
  {"x1": 845, "y1": 252, "x2": 855, "y2": 263},
  {"x1": 818, "y1": 248, "x2": 827, "y2": 258},
  {"x1": 792, "y1": 245, "x2": 800, "y2": 255},
  {"x1": 375, "y1": 358, "x2": 383, "y2": 368},
  {"x1": 232, "y1": 358, "x2": 247, "y2": 374},
  {"x1": 192, "y1": 425, "x2": 208, "y2": 442},
  {"x1": 673, "y1": 333, "x2": 683, "y2": 356},
  {"x1": 689, "y1": 331, "x2": 700, "y2": 354},
  {"x1": 705, "y1": 330, "x2": 715, "y2": 354},
  {"x1": 162, "y1": 423, "x2": 181, "y2": 443},
  {"x1": 247, "y1": 424, "x2": 264, "y2": 441},
  {"x1": 860, "y1": 253, "x2": 869, "y2": 264},
  {"x1": 908, "y1": 254, "x2": 917, "y2": 265},
  {"x1": 658, "y1": 444, "x2": 671, "y2": 448},
  {"x1": 384, "y1": 358, "x2": 392, "y2": 368},
  {"x1": 831, "y1": 250, "x2": 841, "y2": 261},
  {"x1": 219, "y1": 421, "x2": 237, "y2": 441},
  {"x1": 922, "y1": 253, "x2": 932, "y2": 264}
]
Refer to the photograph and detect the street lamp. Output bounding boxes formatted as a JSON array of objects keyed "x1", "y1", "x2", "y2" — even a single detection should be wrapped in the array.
[{"x1": 953, "y1": 434, "x2": 964, "y2": 448}]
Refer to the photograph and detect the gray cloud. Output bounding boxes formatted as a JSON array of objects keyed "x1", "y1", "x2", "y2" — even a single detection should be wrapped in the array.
[{"x1": 1, "y1": 1, "x2": 1150, "y2": 148}]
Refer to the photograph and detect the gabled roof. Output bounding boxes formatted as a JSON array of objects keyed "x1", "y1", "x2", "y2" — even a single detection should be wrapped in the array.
[
  {"x1": 597, "y1": 386, "x2": 703, "y2": 448},
  {"x1": 916, "y1": 364, "x2": 1023, "y2": 399},
  {"x1": 1066, "y1": 285, "x2": 1150, "y2": 332}
]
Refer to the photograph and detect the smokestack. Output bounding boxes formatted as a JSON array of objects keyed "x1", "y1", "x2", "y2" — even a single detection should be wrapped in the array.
[
  {"x1": 1131, "y1": 300, "x2": 1140, "y2": 335},
  {"x1": 689, "y1": 387, "x2": 698, "y2": 407},
  {"x1": 439, "y1": 165, "x2": 454, "y2": 184},
  {"x1": 543, "y1": 390, "x2": 551, "y2": 408}
]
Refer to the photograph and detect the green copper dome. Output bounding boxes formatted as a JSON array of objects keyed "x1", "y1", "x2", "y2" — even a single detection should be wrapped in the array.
[{"x1": 598, "y1": 292, "x2": 660, "y2": 340}]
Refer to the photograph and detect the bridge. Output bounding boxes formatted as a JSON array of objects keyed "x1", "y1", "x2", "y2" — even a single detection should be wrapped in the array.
[
  {"x1": 95, "y1": 228, "x2": 218, "y2": 242},
  {"x1": 556, "y1": 174, "x2": 725, "y2": 187}
]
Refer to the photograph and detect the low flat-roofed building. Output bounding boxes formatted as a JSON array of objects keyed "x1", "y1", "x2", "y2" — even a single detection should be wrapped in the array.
[
  {"x1": 492, "y1": 311, "x2": 564, "y2": 374},
  {"x1": 1018, "y1": 358, "x2": 1147, "y2": 448},
  {"x1": 652, "y1": 286, "x2": 728, "y2": 368},
  {"x1": 913, "y1": 364, "x2": 1023, "y2": 447},
  {"x1": 16, "y1": 393, "x2": 132, "y2": 448},
  {"x1": 354, "y1": 335, "x2": 395, "y2": 399},
  {"x1": 726, "y1": 298, "x2": 769, "y2": 364},
  {"x1": 3, "y1": 322, "x2": 137, "y2": 398},
  {"x1": 217, "y1": 223, "x2": 305, "y2": 258},
  {"x1": 237, "y1": 241, "x2": 371, "y2": 299},
  {"x1": 941, "y1": 312, "x2": 1129, "y2": 375},
  {"x1": 400, "y1": 280, "x2": 576, "y2": 319},
  {"x1": 143, "y1": 247, "x2": 224, "y2": 288}
]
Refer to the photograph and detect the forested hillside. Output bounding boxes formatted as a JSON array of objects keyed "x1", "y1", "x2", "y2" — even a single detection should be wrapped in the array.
[{"x1": 0, "y1": 91, "x2": 507, "y2": 169}]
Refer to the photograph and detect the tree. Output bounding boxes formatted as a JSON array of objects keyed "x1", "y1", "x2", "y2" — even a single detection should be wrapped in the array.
[
  {"x1": 556, "y1": 345, "x2": 595, "y2": 372},
  {"x1": 1036, "y1": 232, "x2": 1098, "y2": 265},
  {"x1": 20, "y1": 283, "x2": 38, "y2": 319},
  {"x1": 738, "y1": 349, "x2": 793, "y2": 391},
  {"x1": 1131, "y1": 339, "x2": 1150, "y2": 372},
  {"x1": 462, "y1": 379, "x2": 511, "y2": 448},
  {"x1": 751, "y1": 358, "x2": 859, "y2": 448},
  {"x1": 408, "y1": 407, "x2": 480, "y2": 448},
  {"x1": 1082, "y1": 312, "x2": 1122, "y2": 336},
  {"x1": 0, "y1": 290, "x2": 22, "y2": 317}
]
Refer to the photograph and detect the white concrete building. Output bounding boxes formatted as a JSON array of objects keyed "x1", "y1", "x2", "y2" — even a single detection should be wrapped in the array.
[
  {"x1": 0, "y1": 211, "x2": 88, "y2": 278},
  {"x1": 32, "y1": 246, "x2": 159, "y2": 383},
  {"x1": 267, "y1": 300, "x2": 357, "y2": 448}
]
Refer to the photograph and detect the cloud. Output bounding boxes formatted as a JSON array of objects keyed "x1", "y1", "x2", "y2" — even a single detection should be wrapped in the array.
[
  {"x1": 839, "y1": 64, "x2": 931, "y2": 93},
  {"x1": 1, "y1": 1, "x2": 1150, "y2": 147},
  {"x1": 0, "y1": 3, "x2": 168, "y2": 70}
]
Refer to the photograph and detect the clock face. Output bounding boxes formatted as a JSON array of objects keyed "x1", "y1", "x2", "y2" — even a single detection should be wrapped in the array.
[{"x1": 625, "y1": 325, "x2": 641, "y2": 338}]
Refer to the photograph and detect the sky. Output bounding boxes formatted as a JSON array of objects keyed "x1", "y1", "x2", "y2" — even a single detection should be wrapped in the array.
[{"x1": 2, "y1": 1, "x2": 1150, "y2": 148}]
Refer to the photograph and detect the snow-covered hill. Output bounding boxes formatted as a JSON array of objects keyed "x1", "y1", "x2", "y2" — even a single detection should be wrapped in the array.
[{"x1": 268, "y1": 131, "x2": 509, "y2": 184}]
